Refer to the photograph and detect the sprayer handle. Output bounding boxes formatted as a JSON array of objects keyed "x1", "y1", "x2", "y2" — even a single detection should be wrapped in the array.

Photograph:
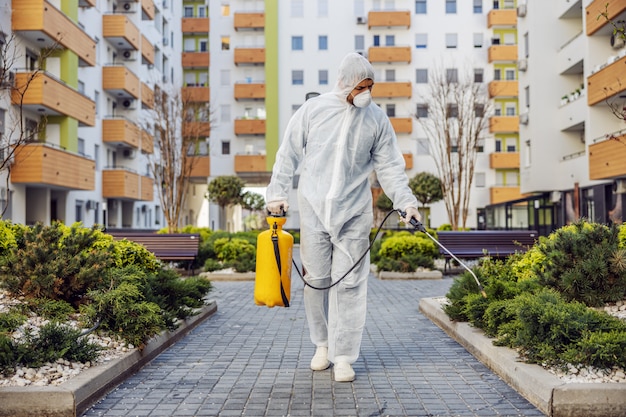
[{"x1": 398, "y1": 210, "x2": 426, "y2": 233}]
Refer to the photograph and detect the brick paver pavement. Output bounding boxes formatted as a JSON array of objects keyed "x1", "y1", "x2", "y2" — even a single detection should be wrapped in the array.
[{"x1": 82, "y1": 249, "x2": 545, "y2": 417}]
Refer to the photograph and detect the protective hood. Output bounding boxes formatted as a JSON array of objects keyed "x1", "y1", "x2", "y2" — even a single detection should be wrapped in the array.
[{"x1": 332, "y1": 52, "x2": 375, "y2": 100}]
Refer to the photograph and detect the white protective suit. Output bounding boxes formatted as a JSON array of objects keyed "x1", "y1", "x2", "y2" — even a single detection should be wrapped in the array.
[{"x1": 266, "y1": 52, "x2": 418, "y2": 365}]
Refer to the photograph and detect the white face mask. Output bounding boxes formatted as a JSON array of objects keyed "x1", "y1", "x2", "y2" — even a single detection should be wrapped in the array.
[{"x1": 352, "y1": 90, "x2": 372, "y2": 108}]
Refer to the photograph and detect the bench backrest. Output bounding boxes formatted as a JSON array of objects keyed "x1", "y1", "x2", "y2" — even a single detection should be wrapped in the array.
[
  {"x1": 109, "y1": 232, "x2": 200, "y2": 261},
  {"x1": 436, "y1": 230, "x2": 539, "y2": 258}
]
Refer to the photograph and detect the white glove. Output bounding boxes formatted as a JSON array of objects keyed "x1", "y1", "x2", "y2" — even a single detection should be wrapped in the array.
[
  {"x1": 267, "y1": 200, "x2": 289, "y2": 215},
  {"x1": 402, "y1": 207, "x2": 421, "y2": 225}
]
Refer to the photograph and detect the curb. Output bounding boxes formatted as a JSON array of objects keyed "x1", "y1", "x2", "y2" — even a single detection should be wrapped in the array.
[
  {"x1": 0, "y1": 301, "x2": 218, "y2": 417},
  {"x1": 419, "y1": 297, "x2": 626, "y2": 417},
  {"x1": 377, "y1": 270, "x2": 442, "y2": 280},
  {"x1": 201, "y1": 272, "x2": 255, "y2": 281}
]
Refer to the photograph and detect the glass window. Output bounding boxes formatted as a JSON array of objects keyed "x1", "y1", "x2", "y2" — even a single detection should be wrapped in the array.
[
  {"x1": 220, "y1": 104, "x2": 230, "y2": 122},
  {"x1": 385, "y1": 35, "x2": 395, "y2": 46},
  {"x1": 505, "y1": 69, "x2": 515, "y2": 80},
  {"x1": 446, "y1": 68, "x2": 458, "y2": 83},
  {"x1": 385, "y1": 69, "x2": 395, "y2": 82},
  {"x1": 292, "y1": 70, "x2": 304, "y2": 85},
  {"x1": 493, "y1": 68, "x2": 501, "y2": 81},
  {"x1": 415, "y1": 33, "x2": 427, "y2": 48},
  {"x1": 475, "y1": 172, "x2": 486, "y2": 187},
  {"x1": 319, "y1": 69, "x2": 328, "y2": 85},
  {"x1": 221, "y1": 141, "x2": 230, "y2": 155},
  {"x1": 291, "y1": 0, "x2": 304, "y2": 17},
  {"x1": 318, "y1": 0, "x2": 328, "y2": 16},
  {"x1": 417, "y1": 138, "x2": 430, "y2": 155},
  {"x1": 221, "y1": 36, "x2": 230, "y2": 50},
  {"x1": 386, "y1": 104, "x2": 395, "y2": 118},
  {"x1": 445, "y1": 33, "x2": 457, "y2": 48},
  {"x1": 416, "y1": 69, "x2": 428, "y2": 83},
  {"x1": 473, "y1": 33, "x2": 483, "y2": 48},
  {"x1": 415, "y1": 0, "x2": 427, "y2": 14},
  {"x1": 318, "y1": 35, "x2": 328, "y2": 50},
  {"x1": 355, "y1": 35, "x2": 365, "y2": 50},
  {"x1": 475, "y1": 104, "x2": 485, "y2": 117},
  {"x1": 292, "y1": 36, "x2": 303, "y2": 51},
  {"x1": 221, "y1": 4, "x2": 230, "y2": 16},
  {"x1": 473, "y1": 0, "x2": 482, "y2": 13},
  {"x1": 220, "y1": 69, "x2": 230, "y2": 86},
  {"x1": 447, "y1": 104, "x2": 459, "y2": 118},
  {"x1": 474, "y1": 68, "x2": 484, "y2": 83},
  {"x1": 184, "y1": 6, "x2": 193, "y2": 17},
  {"x1": 505, "y1": 105, "x2": 516, "y2": 116},
  {"x1": 446, "y1": 0, "x2": 456, "y2": 14},
  {"x1": 373, "y1": 35, "x2": 380, "y2": 47},
  {"x1": 416, "y1": 104, "x2": 429, "y2": 118}
]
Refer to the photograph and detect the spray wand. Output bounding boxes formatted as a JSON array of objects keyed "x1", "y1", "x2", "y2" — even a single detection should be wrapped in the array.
[{"x1": 398, "y1": 210, "x2": 487, "y2": 298}]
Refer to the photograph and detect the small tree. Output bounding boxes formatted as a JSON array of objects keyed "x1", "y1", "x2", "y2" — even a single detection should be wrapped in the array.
[
  {"x1": 409, "y1": 172, "x2": 443, "y2": 227},
  {"x1": 207, "y1": 176, "x2": 246, "y2": 230},
  {"x1": 241, "y1": 191, "x2": 265, "y2": 230}
]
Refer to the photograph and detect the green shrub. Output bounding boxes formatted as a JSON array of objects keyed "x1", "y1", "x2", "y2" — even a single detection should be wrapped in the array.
[
  {"x1": 109, "y1": 238, "x2": 162, "y2": 274},
  {"x1": 214, "y1": 237, "x2": 256, "y2": 272},
  {"x1": 29, "y1": 299, "x2": 75, "y2": 321},
  {"x1": 0, "y1": 334, "x2": 16, "y2": 376},
  {"x1": 0, "y1": 309, "x2": 28, "y2": 333},
  {"x1": 375, "y1": 233, "x2": 436, "y2": 272},
  {"x1": 563, "y1": 330, "x2": 626, "y2": 369}
]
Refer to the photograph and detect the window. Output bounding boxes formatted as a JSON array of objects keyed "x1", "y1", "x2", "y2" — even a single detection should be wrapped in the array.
[
  {"x1": 475, "y1": 104, "x2": 485, "y2": 117},
  {"x1": 506, "y1": 137, "x2": 518, "y2": 152},
  {"x1": 474, "y1": 68, "x2": 484, "y2": 83},
  {"x1": 446, "y1": 0, "x2": 456, "y2": 13},
  {"x1": 198, "y1": 6, "x2": 206, "y2": 17},
  {"x1": 385, "y1": 35, "x2": 395, "y2": 46},
  {"x1": 318, "y1": 35, "x2": 328, "y2": 50},
  {"x1": 200, "y1": 40, "x2": 208, "y2": 52},
  {"x1": 385, "y1": 69, "x2": 396, "y2": 82},
  {"x1": 416, "y1": 104, "x2": 429, "y2": 118},
  {"x1": 220, "y1": 69, "x2": 230, "y2": 86},
  {"x1": 373, "y1": 35, "x2": 380, "y2": 47},
  {"x1": 494, "y1": 105, "x2": 502, "y2": 116},
  {"x1": 415, "y1": 0, "x2": 427, "y2": 14},
  {"x1": 220, "y1": 104, "x2": 230, "y2": 123},
  {"x1": 319, "y1": 69, "x2": 328, "y2": 85},
  {"x1": 221, "y1": 140, "x2": 230, "y2": 155},
  {"x1": 318, "y1": 0, "x2": 328, "y2": 16},
  {"x1": 475, "y1": 172, "x2": 486, "y2": 187},
  {"x1": 416, "y1": 69, "x2": 428, "y2": 83},
  {"x1": 221, "y1": 4, "x2": 230, "y2": 16},
  {"x1": 505, "y1": 105, "x2": 516, "y2": 116},
  {"x1": 221, "y1": 36, "x2": 230, "y2": 50},
  {"x1": 386, "y1": 104, "x2": 395, "y2": 118},
  {"x1": 445, "y1": 33, "x2": 458, "y2": 49},
  {"x1": 417, "y1": 138, "x2": 430, "y2": 155},
  {"x1": 355, "y1": 35, "x2": 365, "y2": 50},
  {"x1": 473, "y1": 33, "x2": 483, "y2": 48},
  {"x1": 415, "y1": 33, "x2": 427, "y2": 49},
  {"x1": 78, "y1": 138, "x2": 85, "y2": 156},
  {"x1": 473, "y1": 0, "x2": 482, "y2": 13},
  {"x1": 292, "y1": 70, "x2": 304, "y2": 85},
  {"x1": 291, "y1": 0, "x2": 304, "y2": 17},
  {"x1": 447, "y1": 104, "x2": 459, "y2": 118},
  {"x1": 75, "y1": 201, "x2": 83, "y2": 223},
  {"x1": 184, "y1": 6, "x2": 193, "y2": 17},
  {"x1": 446, "y1": 68, "x2": 458, "y2": 83},
  {"x1": 292, "y1": 36, "x2": 303, "y2": 50},
  {"x1": 494, "y1": 68, "x2": 501, "y2": 81},
  {"x1": 505, "y1": 69, "x2": 515, "y2": 81}
]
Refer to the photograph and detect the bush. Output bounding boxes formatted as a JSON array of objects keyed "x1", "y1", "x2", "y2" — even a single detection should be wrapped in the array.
[
  {"x1": 374, "y1": 233, "x2": 436, "y2": 272},
  {"x1": 213, "y1": 237, "x2": 256, "y2": 272}
]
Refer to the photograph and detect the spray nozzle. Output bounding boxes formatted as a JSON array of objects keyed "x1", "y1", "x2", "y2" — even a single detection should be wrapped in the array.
[{"x1": 397, "y1": 210, "x2": 426, "y2": 233}]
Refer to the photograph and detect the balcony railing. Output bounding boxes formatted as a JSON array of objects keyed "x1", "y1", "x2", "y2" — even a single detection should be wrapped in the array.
[
  {"x1": 389, "y1": 117, "x2": 412, "y2": 134},
  {"x1": 182, "y1": 52, "x2": 210, "y2": 68},
  {"x1": 235, "y1": 154, "x2": 267, "y2": 172},
  {"x1": 102, "y1": 14, "x2": 140, "y2": 51},
  {"x1": 102, "y1": 168, "x2": 152, "y2": 200},
  {"x1": 488, "y1": 45, "x2": 518, "y2": 62},
  {"x1": 489, "y1": 116, "x2": 519, "y2": 133},
  {"x1": 141, "y1": 35, "x2": 155, "y2": 65},
  {"x1": 102, "y1": 118, "x2": 140, "y2": 148},
  {"x1": 371, "y1": 81, "x2": 412, "y2": 98},
  {"x1": 234, "y1": 48, "x2": 265, "y2": 65},
  {"x1": 488, "y1": 80, "x2": 519, "y2": 98},
  {"x1": 102, "y1": 65, "x2": 140, "y2": 99},
  {"x1": 182, "y1": 17, "x2": 210, "y2": 34},
  {"x1": 586, "y1": 0, "x2": 626, "y2": 36},
  {"x1": 589, "y1": 132, "x2": 626, "y2": 180},
  {"x1": 402, "y1": 152, "x2": 413, "y2": 170},
  {"x1": 490, "y1": 186, "x2": 525, "y2": 205},
  {"x1": 234, "y1": 119, "x2": 266, "y2": 135},
  {"x1": 233, "y1": 12, "x2": 264, "y2": 30},
  {"x1": 141, "y1": 129, "x2": 154, "y2": 154},
  {"x1": 141, "y1": 0, "x2": 155, "y2": 20},
  {"x1": 587, "y1": 54, "x2": 626, "y2": 106},
  {"x1": 182, "y1": 86, "x2": 211, "y2": 102},
  {"x1": 185, "y1": 155, "x2": 211, "y2": 182},
  {"x1": 234, "y1": 82, "x2": 265, "y2": 100},
  {"x1": 489, "y1": 152, "x2": 520, "y2": 169},
  {"x1": 487, "y1": 9, "x2": 517, "y2": 27},
  {"x1": 183, "y1": 121, "x2": 211, "y2": 138},
  {"x1": 368, "y1": 46, "x2": 411, "y2": 63},
  {"x1": 367, "y1": 10, "x2": 411, "y2": 29}
]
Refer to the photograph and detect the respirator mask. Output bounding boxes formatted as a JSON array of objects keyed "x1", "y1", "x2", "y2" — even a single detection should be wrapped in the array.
[{"x1": 352, "y1": 90, "x2": 372, "y2": 108}]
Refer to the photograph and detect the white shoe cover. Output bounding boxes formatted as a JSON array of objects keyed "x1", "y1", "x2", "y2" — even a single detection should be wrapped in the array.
[
  {"x1": 310, "y1": 347, "x2": 330, "y2": 371},
  {"x1": 334, "y1": 362, "x2": 355, "y2": 382}
]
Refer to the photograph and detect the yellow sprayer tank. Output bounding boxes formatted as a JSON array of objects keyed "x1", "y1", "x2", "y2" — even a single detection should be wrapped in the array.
[{"x1": 254, "y1": 215, "x2": 293, "y2": 307}]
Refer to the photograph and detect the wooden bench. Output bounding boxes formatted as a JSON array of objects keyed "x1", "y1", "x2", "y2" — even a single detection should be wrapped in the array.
[
  {"x1": 108, "y1": 232, "x2": 201, "y2": 268},
  {"x1": 436, "y1": 230, "x2": 539, "y2": 272}
]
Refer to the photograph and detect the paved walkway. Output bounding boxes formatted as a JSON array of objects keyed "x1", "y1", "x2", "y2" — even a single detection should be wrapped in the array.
[{"x1": 82, "y1": 250, "x2": 545, "y2": 417}]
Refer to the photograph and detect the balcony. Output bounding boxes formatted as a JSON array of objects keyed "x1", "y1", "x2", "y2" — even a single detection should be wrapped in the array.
[
  {"x1": 558, "y1": 0, "x2": 582, "y2": 19},
  {"x1": 489, "y1": 152, "x2": 520, "y2": 169},
  {"x1": 234, "y1": 48, "x2": 265, "y2": 65},
  {"x1": 182, "y1": 17, "x2": 210, "y2": 34},
  {"x1": 557, "y1": 31, "x2": 584, "y2": 75},
  {"x1": 11, "y1": 143, "x2": 95, "y2": 190},
  {"x1": 102, "y1": 169, "x2": 152, "y2": 201},
  {"x1": 402, "y1": 152, "x2": 413, "y2": 170},
  {"x1": 235, "y1": 154, "x2": 266, "y2": 173},
  {"x1": 389, "y1": 117, "x2": 412, "y2": 134},
  {"x1": 557, "y1": 92, "x2": 586, "y2": 132},
  {"x1": 182, "y1": 121, "x2": 211, "y2": 138},
  {"x1": 587, "y1": 54, "x2": 626, "y2": 106},
  {"x1": 182, "y1": 52, "x2": 210, "y2": 69},
  {"x1": 589, "y1": 133, "x2": 626, "y2": 180},
  {"x1": 234, "y1": 82, "x2": 265, "y2": 100},
  {"x1": 102, "y1": 14, "x2": 140, "y2": 51},
  {"x1": 141, "y1": 35, "x2": 155, "y2": 65},
  {"x1": 141, "y1": 0, "x2": 155, "y2": 20},
  {"x1": 368, "y1": 46, "x2": 411, "y2": 63},
  {"x1": 185, "y1": 156, "x2": 211, "y2": 182},
  {"x1": 12, "y1": 0, "x2": 96, "y2": 66},
  {"x1": 102, "y1": 65, "x2": 140, "y2": 99},
  {"x1": 141, "y1": 82, "x2": 154, "y2": 109},
  {"x1": 489, "y1": 116, "x2": 519, "y2": 133},
  {"x1": 141, "y1": 129, "x2": 153, "y2": 154},
  {"x1": 12, "y1": 72, "x2": 96, "y2": 126},
  {"x1": 490, "y1": 186, "x2": 525, "y2": 205},
  {"x1": 586, "y1": 0, "x2": 626, "y2": 36},
  {"x1": 487, "y1": 9, "x2": 517, "y2": 27},
  {"x1": 371, "y1": 81, "x2": 412, "y2": 99},
  {"x1": 102, "y1": 118, "x2": 140, "y2": 148},
  {"x1": 233, "y1": 12, "x2": 264, "y2": 30},
  {"x1": 488, "y1": 80, "x2": 518, "y2": 98},
  {"x1": 182, "y1": 86, "x2": 211, "y2": 103},
  {"x1": 488, "y1": 45, "x2": 518, "y2": 62},
  {"x1": 367, "y1": 10, "x2": 411, "y2": 29},
  {"x1": 234, "y1": 119, "x2": 266, "y2": 135}
]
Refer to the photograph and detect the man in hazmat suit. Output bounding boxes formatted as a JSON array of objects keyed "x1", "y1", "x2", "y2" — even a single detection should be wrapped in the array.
[{"x1": 266, "y1": 52, "x2": 420, "y2": 382}]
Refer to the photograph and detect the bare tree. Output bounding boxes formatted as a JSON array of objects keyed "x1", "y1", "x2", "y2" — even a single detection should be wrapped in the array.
[
  {"x1": 415, "y1": 64, "x2": 492, "y2": 230},
  {"x1": 145, "y1": 85, "x2": 210, "y2": 232}
]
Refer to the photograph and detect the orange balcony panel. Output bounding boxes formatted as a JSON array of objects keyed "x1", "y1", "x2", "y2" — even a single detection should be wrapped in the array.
[
  {"x1": 489, "y1": 116, "x2": 519, "y2": 133},
  {"x1": 102, "y1": 118, "x2": 140, "y2": 148},
  {"x1": 586, "y1": 0, "x2": 626, "y2": 35},
  {"x1": 141, "y1": 82, "x2": 154, "y2": 109},
  {"x1": 182, "y1": 52, "x2": 210, "y2": 69},
  {"x1": 234, "y1": 12, "x2": 264, "y2": 30},
  {"x1": 367, "y1": 10, "x2": 411, "y2": 29},
  {"x1": 11, "y1": 143, "x2": 95, "y2": 190},
  {"x1": 235, "y1": 154, "x2": 267, "y2": 173},
  {"x1": 390, "y1": 117, "x2": 412, "y2": 134},
  {"x1": 403, "y1": 153, "x2": 413, "y2": 170},
  {"x1": 587, "y1": 55, "x2": 626, "y2": 106},
  {"x1": 234, "y1": 83, "x2": 265, "y2": 100},
  {"x1": 141, "y1": 35, "x2": 155, "y2": 65},
  {"x1": 185, "y1": 155, "x2": 211, "y2": 181},
  {"x1": 234, "y1": 119, "x2": 266, "y2": 135},
  {"x1": 140, "y1": 175, "x2": 153, "y2": 201},
  {"x1": 141, "y1": 129, "x2": 154, "y2": 155},
  {"x1": 234, "y1": 48, "x2": 265, "y2": 65},
  {"x1": 102, "y1": 169, "x2": 140, "y2": 200},
  {"x1": 488, "y1": 80, "x2": 519, "y2": 98},
  {"x1": 102, "y1": 66, "x2": 140, "y2": 99},
  {"x1": 490, "y1": 186, "x2": 526, "y2": 205},
  {"x1": 182, "y1": 17, "x2": 210, "y2": 33},
  {"x1": 12, "y1": 0, "x2": 96, "y2": 66},
  {"x1": 487, "y1": 9, "x2": 517, "y2": 27},
  {"x1": 371, "y1": 81, "x2": 412, "y2": 98},
  {"x1": 183, "y1": 121, "x2": 211, "y2": 138},
  {"x1": 589, "y1": 134, "x2": 626, "y2": 180},
  {"x1": 102, "y1": 14, "x2": 140, "y2": 51},
  {"x1": 141, "y1": 0, "x2": 155, "y2": 20},
  {"x1": 368, "y1": 46, "x2": 411, "y2": 63},
  {"x1": 183, "y1": 86, "x2": 210, "y2": 102},
  {"x1": 488, "y1": 45, "x2": 518, "y2": 62},
  {"x1": 490, "y1": 152, "x2": 520, "y2": 169},
  {"x1": 12, "y1": 72, "x2": 96, "y2": 126}
]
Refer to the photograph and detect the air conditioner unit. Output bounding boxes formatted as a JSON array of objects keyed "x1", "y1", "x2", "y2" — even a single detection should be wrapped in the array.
[
  {"x1": 120, "y1": 98, "x2": 135, "y2": 109},
  {"x1": 356, "y1": 16, "x2": 367, "y2": 25},
  {"x1": 518, "y1": 59, "x2": 527, "y2": 71},
  {"x1": 519, "y1": 112, "x2": 529, "y2": 125},
  {"x1": 517, "y1": 4, "x2": 527, "y2": 17},
  {"x1": 122, "y1": 148, "x2": 137, "y2": 159},
  {"x1": 122, "y1": 2, "x2": 132, "y2": 11},
  {"x1": 86, "y1": 200, "x2": 97, "y2": 210},
  {"x1": 122, "y1": 50, "x2": 135, "y2": 60},
  {"x1": 611, "y1": 33, "x2": 625, "y2": 49},
  {"x1": 0, "y1": 70, "x2": 15, "y2": 88},
  {"x1": 615, "y1": 179, "x2": 626, "y2": 194}
]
